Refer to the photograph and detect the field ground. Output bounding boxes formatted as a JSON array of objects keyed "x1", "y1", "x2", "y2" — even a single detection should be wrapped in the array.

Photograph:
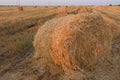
[{"x1": 0, "y1": 6, "x2": 120, "y2": 80}]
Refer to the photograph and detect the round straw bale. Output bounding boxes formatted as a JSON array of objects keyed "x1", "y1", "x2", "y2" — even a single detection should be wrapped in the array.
[
  {"x1": 33, "y1": 12, "x2": 112, "y2": 79},
  {"x1": 78, "y1": 7, "x2": 94, "y2": 13},
  {"x1": 57, "y1": 6, "x2": 67, "y2": 17},
  {"x1": 17, "y1": 6, "x2": 23, "y2": 11}
]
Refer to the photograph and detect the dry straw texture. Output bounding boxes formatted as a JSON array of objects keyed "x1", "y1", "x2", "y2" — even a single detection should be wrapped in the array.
[
  {"x1": 33, "y1": 12, "x2": 112, "y2": 80},
  {"x1": 57, "y1": 6, "x2": 67, "y2": 17}
]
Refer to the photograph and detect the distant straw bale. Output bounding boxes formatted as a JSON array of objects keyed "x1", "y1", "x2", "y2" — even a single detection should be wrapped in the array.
[
  {"x1": 33, "y1": 12, "x2": 112, "y2": 80},
  {"x1": 57, "y1": 6, "x2": 67, "y2": 17},
  {"x1": 17, "y1": 6, "x2": 23, "y2": 11},
  {"x1": 78, "y1": 7, "x2": 94, "y2": 13},
  {"x1": 34, "y1": 6, "x2": 37, "y2": 8}
]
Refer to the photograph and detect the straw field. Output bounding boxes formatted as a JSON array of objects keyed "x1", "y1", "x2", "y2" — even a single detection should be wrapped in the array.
[{"x1": 0, "y1": 6, "x2": 120, "y2": 80}]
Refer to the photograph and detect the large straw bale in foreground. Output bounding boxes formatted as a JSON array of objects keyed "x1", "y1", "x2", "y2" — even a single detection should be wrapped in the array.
[
  {"x1": 33, "y1": 12, "x2": 112, "y2": 80},
  {"x1": 57, "y1": 6, "x2": 67, "y2": 17}
]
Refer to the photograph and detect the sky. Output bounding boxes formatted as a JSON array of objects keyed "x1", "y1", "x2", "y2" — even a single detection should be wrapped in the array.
[{"x1": 0, "y1": 0, "x2": 120, "y2": 6}]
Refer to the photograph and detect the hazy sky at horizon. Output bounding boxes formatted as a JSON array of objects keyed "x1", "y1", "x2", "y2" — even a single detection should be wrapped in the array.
[{"x1": 0, "y1": 0, "x2": 120, "y2": 6}]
